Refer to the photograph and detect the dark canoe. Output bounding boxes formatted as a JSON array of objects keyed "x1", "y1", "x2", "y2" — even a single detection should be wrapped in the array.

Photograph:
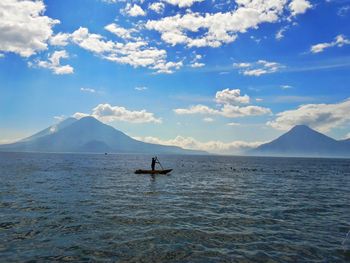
[{"x1": 134, "y1": 169, "x2": 173, "y2": 175}]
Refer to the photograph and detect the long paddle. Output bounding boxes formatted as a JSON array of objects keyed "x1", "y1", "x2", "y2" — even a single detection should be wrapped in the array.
[{"x1": 156, "y1": 157, "x2": 164, "y2": 170}]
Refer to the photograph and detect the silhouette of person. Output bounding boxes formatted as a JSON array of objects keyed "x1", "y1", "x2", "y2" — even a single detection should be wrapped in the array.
[{"x1": 151, "y1": 157, "x2": 156, "y2": 171}]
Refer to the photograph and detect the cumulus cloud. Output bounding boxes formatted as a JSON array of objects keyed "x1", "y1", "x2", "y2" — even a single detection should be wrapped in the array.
[
  {"x1": 289, "y1": 0, "x2": 312, "y2": 16},
  {"x1": 233, "y1": 60, "x2": 283, "y2": 76},
  {"x1": 189, "y1": 53, "x2": 205, "y2": 68},
  {"x1": 175, "y1": 105, "x2": 220, "y2": 115},
  {"x1": 310, "y1": 35, "x2": 350, "y2": 53},
  {"x1": 123, "y1": 3, "x2": 146, "y2": 17},
  {"x1": 174, "y1": 88, "x2": 271, "y2": 118},
  {"x1": 215, "y1": 88, "x2": 250, "y2": 105},
  {"x1": 152, "y1": 60, "x2": 183, "y2": 74},
  {"x1": 268, "y1": 98, "x2": 350, "y2": 132},
  {"x1": 50, "y1": 33, "x2": 70, "y2": 46},
  {"x1": 72, "y1": 112, "x2": 90, "y2": 119},
  {"x1": 71, "y1": 27, "x2": 115, "y2": 53},
  {"x1": 146, "y1": 0, "x2": 309, "y2": 48},
  {"x1": 70, "y1": 27, "x2": 182, "y2": 74},
  {"x1": 221, "y1": 104, "x2": 272, "y2": 118},
  {"x1": 163, "y1": 0, "x2": 204, "y2": 8},
  {"x1": 190, "y1": 62, "x2": 205, "y2": 68},
  {"x1": 134, "y1": 135, "x2": 262, "y2": 154},
  {"x1": 105, "y1": 23, "x2": 136, "y2": 40},
  {"x1": 149, "y1": 2, "x2": 165, "y2": 13},
  {"x1": 35, "y1": 50, "x2": 74, "y2": 75},
  {"x1": 0, "y1": 0, "x2": 59, "y2": 57},
  {"x1": 74, "y1": 103, "x2": 162, "y2": 124}
]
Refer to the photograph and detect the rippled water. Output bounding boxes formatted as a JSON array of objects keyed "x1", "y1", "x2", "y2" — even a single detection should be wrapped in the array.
[{"x1": 0, "y1": 152, "x2": 350, "y2": 262}]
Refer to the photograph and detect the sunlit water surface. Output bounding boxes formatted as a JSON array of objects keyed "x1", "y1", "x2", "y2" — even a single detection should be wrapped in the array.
[{"x1": 0, "y1": 152, "x2": 349, "y2": 262}]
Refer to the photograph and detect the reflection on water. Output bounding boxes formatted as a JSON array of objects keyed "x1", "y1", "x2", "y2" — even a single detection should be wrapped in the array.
[{"x1": 0, "y1": 152, "x2": 349, "y2": 262}]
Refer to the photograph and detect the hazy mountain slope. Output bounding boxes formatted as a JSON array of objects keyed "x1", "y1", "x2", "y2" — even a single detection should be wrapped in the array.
[
  {"x1": 252, "y1": 125, "x2": 350, "y2": 157},
  {"x1": 0, "y1": 117, "x2": 204, "y2": 155},
  {"x1": 19, "y1": 117, "x2": 78, "y2": 142}
]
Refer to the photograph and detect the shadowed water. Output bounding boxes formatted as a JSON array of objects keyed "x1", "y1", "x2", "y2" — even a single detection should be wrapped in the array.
[{"x1": 0, "y1": 152, "x2": 349, "y2": 262}]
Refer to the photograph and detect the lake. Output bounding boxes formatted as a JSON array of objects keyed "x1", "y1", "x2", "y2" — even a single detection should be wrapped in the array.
[{"x1": 0, "y1": 152, "x2": 349, "y2": 262}]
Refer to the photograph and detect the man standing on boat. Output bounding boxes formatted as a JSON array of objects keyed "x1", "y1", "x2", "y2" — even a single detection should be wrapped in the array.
[{"x1": 151, "y1": 157, "x2": 158, "y2": 171}]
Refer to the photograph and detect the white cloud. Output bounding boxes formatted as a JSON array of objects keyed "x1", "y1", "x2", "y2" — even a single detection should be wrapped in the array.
[
  {"x1": 221, "y1": 104, "x2": 272, "y2": 118},
  {"x1": 0, "y1": 53, "x2": 4, "y2": 58},
  {"x1": 35, "y1": 50, "x2": 74, "y2": 75},
  {"x1": 123, "y1": 3, "x2": 146, "y2": 17},
  {"x1": 203, "y1": 117, "x2": 214, "y2": 122},
  {"x1": 80, "y1": 87, "x2": 96, "y2": 93},
  {"x1": 53, "y1": 115, "x2": 66, "y2": 122},
  {"x1": 163, "y1": 0, "x2": 204, "y2": 8},
  {"x1": 0, "y1": 0, "x2": 59, "y2": 57},
  {"x1": 268, "y1": 98, "x2": 350, "y2": 132},
  {"x1": 152, "y1": 60, "x2": 183, "y2": 74},
  {"x1": 215, "y1": 88, "x2": 250, "y2": 105},
  {"x1": 101, "y1": 0, "x2": 118, "y2": 3},
  {"x1": 146, "y1": 1, "x2": 305, "y2": 48},
  {"x1": 175, "y1": 104, "x2": 220, "y2": 115},
  {"x1": 275, "y1": 26, "x2": 288, "y2": 40},
  {"x1": 71, "y1": 27, "x2": 115, "y2": 54},
  {"x1": 175, "y1": 88, "x2": 271, "y2": 118},
  {"x1": 190, "y1": 62, "x2": 205, "y2": 68},
  {"x1": 234, "y1": 60, "x2": 283, "y2": 76},
  {"x1": 74, "y1": 103, "x2": 162, "y2": 124},
  {"x1": 234, "y1": 62, "x2": 250, "y2": 68},
  {"x1": 50, "y1": 33, "x2": 70, "y2": 46},
  {"x1": 133, "y1": 135, "x2": 262, "y2": 154},
  {"x1": 105, "y1": 23, "x2": 135, "y2": 39},
  {"x1": 72, "y1": 112, "x2": 90, "y2": 119},
  {"x1": 70, "y1": 27, "x2": 182, "y2": 74},
  {"x1": 135, "y1": 86, "x2": 148, "y2": 91},
  {"x1": 289, "y1": 0, "x2": 312, "y2": 16},
  {"x1": 338, "y1": 5, "x2": 350, "y2": 17},
  {"x1": 149, "y1": 2, "x2": 165, "y2": 13},
  {"x1": 227, "y1": 122, "x2": 240, "y2": 126},
  {"x1": 310, "y1": 34, "x2": 350, "y2": 53},
  {"x1": 281, "y1": 85, "x2": 293, "y2": 89},
  {"x1": 190, "y1": 53, "x2": 205, "y2": 68}
]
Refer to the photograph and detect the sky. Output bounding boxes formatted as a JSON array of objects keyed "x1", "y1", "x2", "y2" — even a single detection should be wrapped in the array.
[{"x1": 0, "y1": 0, "x2": 350, "y2": 154}]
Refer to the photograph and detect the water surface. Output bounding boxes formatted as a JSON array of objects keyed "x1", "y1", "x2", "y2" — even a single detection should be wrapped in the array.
[{"x1": 0, "y1": 152, "x2": 349, "y2": 262}]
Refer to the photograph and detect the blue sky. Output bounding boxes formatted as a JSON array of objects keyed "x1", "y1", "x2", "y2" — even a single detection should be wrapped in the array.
[{"x1": 1, "y1": 0, "x2": 350, "y2": 153}]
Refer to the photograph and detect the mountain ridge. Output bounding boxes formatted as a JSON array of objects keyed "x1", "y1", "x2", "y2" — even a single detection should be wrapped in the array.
[
  {"x1": 0, "y1": 117, "x2": 205, "y2": 155},
  {"x1": 251, "y1": 125, "x2": 350, "y2": 157}
]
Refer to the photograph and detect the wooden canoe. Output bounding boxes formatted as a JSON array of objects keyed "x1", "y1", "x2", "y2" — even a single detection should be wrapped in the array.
[{"x1": 134, "y1": 169, "x2": 173, "y2": 175}]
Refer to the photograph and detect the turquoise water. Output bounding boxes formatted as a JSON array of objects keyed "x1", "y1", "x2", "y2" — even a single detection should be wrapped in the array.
[{"x1": 0, "y1": 152, "x2": 349, "y2": 262}]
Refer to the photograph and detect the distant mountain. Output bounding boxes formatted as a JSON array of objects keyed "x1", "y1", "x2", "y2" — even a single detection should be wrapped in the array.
[
  {"x1": 251, "y1": 125, "x2": 350, "y2": 157},
  {"x1": 19, "y1": 117, "x2": 77, "y2": 142},
  {"x1": 0, "y1": 117, "x2": 205, "y2": 155}
]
